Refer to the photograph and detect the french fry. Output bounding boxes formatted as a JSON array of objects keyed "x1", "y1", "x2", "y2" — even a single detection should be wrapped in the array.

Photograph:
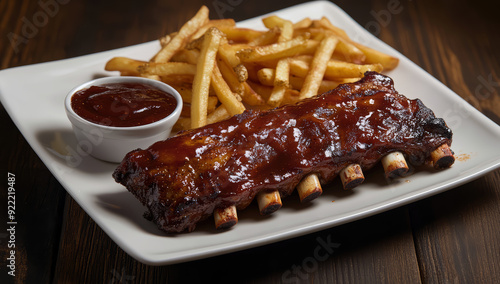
[
  {"x1": 207, "y1": 105, "x2": 231, "y2": 124},
  {"x1": 140, "y1": 74, "x2": 161, "y2": 81},
  {"x1": 273, "y1": 59, "x2": 290, "y2": 87},
  {"x1": 312, "y1": 17, "x2": 349, "y2": 39},
  {"x1": 137, "y1": 62, "x2": 197, "y2": 76},
  {"x1": 289, "y1": 57, "x2": 383, "y2": 79},
  {"x1": 262, "y1": 15, "x2": 293, "y2": 42},
  {"x1": 172, "y1": 84, "x2": 194, "y2": 103},
  {"x1": 161, "y1": 75, "x2": 195, "y2": 86},
  {"x1": 217, "y1": 26, "x2": 264, "y2": 43},
  {"x1": 260, "y1": 15, "x2": 293, "y2": 107},
  {"x1": 218, "y1": 40, "x2": 248, "y2": 82},
  {"x1": 292, "y1": 17, "x2": 312, "y2": 29},
  {"x1": 237, "y1": 34, "x2": 310, "y2": 62},
  {"x1": 333, "y1": 39, "x2": 366, "y2": 64},
  {"x1": 105, "y1": 57, "x2": 147, "y2": 75},
  {"x1": 211, "y1": 64, "x2": 246, "y2": 116},
  {"x1": 246, "y1": 80, "x2": 273, "y2": 102},
  {"x1": 173, "y1": 117, "x2": 191, "y2": 132},
  {"x1": 218, "y1": 40, "x2": 241, "y2": 68},
  {"x1": 170, "y1": 48, "x2": 200, "y2": 64},
  {"x1": 244, "y1": 62, "x2": 262, "y2": 82},
  {"x1": 218, "y1": 59, "x2": 245, "y2": 95},
  {"x1": 191, "y1": 27, "x2": 222, "y2": 128},
  {"x1": 241, "y1": 81, "x2": 265, "y2": 106},
  {"x1": 353, "y1": 43, "x2": 399, "y2": 70},
  {"x1": 182, "y1": 97, "x2": 218, "y2": 116},
  {"x1": 267, "y1": 58, "x2": 290, "y2": 107},
  {"x1": 281, "y1": 88, "x2": 301, "y2": 105},
  {"x1": 299, "y1": 36, "x2": 339, "y2": 100},
  {"x1": 233, "y1": 64, "x2": 248, "y2": 82},
  {"x1": 248, "y1": 27, "x2": 281, "y2": 46},
  {"x1": 153, "y1": 6, "x2": 209, "y2": 63},
  {"x1": 289, "y1": 75, "x2": 351, "y2": 94},
  {"x1": 191, "y1": 19, "x2": 236, "y2": 40},
  {"x1": 257, "y1": 67, "x2": 276, "y2": 86},
  {"x1": 159, "y1": 32, "x2": 176, "y2": 47}
]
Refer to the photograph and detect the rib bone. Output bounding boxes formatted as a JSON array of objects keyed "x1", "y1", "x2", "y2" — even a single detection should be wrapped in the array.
[
  {"x1": 256, "y1": 190, "x2": 282, "y2": 215},
  {"x1": 340, "y1": 164, "x2": 365, "y2": 190},
  {"x1": 381, "y1": 151, "x2": 409, "y2": 178},
  {"x1": 429, "y1": 144, "x2": 454, "y2": 169},
  {"x1": 297, "y1": 173, "x2": 323, "y2": 202},
  {"x1": 214, "y1": 206, "x2": 238, "y2": 230}
]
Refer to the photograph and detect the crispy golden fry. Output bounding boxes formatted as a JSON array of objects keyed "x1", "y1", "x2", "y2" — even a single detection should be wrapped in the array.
[
  {"x1": 217, "y1": 26, "x2": 264, "y2": 43},
  {"x1": 256, "y1": 67, "x2": 275, "y2": 86},
  {"x1": 207, "y1": 105, "x2": 231, "y2": 124},
  {"x1": 153, "y1": 6, "x2": 209, "y2": 63},
  {"x1": 289, "y1": 56, "x2": 383, "y2": 79},
  {"x1": 291, "y1": 76, "x2": 323, "y2": 94},
  {"x1": 241, "y1": 81, "x2": 265, "y2": 106},
  {"x1": 281, "y1": 88, "x2": 301, "y2": 105},
  {"x1": 191, "y1": 27, "x2": 222, "y2": 128},
  {"x1": 211, "y1": 64, "x2": 246, "y2": 116},
  {"x1": 218, "y1": 41, "x2": 240, "y2": 68},
  {"x1": 243, "y1": 62, "x2": 262, "y2": 82},
  {"x1": 218, "y1": 40, "x2": 248, "y2": 82},
  {"x1": 172, "y1": 84, "x2": 194, "y2": 103},
  {"x1": 173, "y1": 117, "x2": 191, "y2": 131},
  {"x1": 170, "y1": 48, "x2": 200, "y2": 64},
  {"x1": 333, "y1": 39, "x2": 366, "y2": 64},
  {"x1": 159, "y1": 32, "x2": 176, "y2": 47},
  {"x1": 185, "y1": 35, "x2": 205, "y2": 50},
  {"x1": 105, "y1": 57, "x2": 147, "y2": 75},
  {"x1": 161, "y1": 75, "x2": 195, "y2": 86},
  {"x1": 191, "y1": 19, "x2": 236, "y2": 40},
  {"x1": 312, "y1": 17, "x2": 349, "y2": 39},
  {"x1": 141, "y1": 74, "x2": 161, "y2": 81},
  {"x1": 292, "y1": 17, "x2": 312, "y2": 29},
  {"x1": 290, "y1": 75, "x2": 358, "y2": 94},
  {"x1": 246, "y1": 80, "x2": 273, "y2": 101},
  {"x1": 233, "y1": 64, "x2": 248, "y2": 82},
  {"x1": 262, "y1": 15, "x2": 293, "y2": 42},
  {"x1": 237, "y1": 34, "x2": 310, "y2": 62},
  {"x1": 268, "y1": 86, "x2": 287, "y2": 108},
  {"x1": 207, "y1": 96, "x2": 219, "y2": 112},
  {"x1": 175, "y1": 84, "x2": 218, "y2": 105},
  {"x1": 218, "y1": 59, "x2": 245, "y2": 95},
  {"x1": 273, "y1": 59, "x2": 290, "y2": 87},
  {"x1": 258, "y1": 68, "x2": 349, "y2": 94},
  {"x1": 248, "y1": 27, "x2": 281, "y2": 46},
  {"x1": 137, "y1": 62, "x2": 197, "y2": 76},
  {"x1": 353, "y1": 43, "x2": 399, "y2": 70},
  {"x1": 267, "y1": 58, "x2": 290, "y2": 107},
  {"x1": 299, "y1": 36, "x2": 339, "y2": 99},
  {"x1": 181, "y1": 97, "x2": 218, "y2": 116}
]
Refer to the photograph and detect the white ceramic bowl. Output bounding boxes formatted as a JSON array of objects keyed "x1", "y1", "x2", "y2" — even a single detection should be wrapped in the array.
[{"x1": 65, "y1": 76, "x2": 182, "y2": 163}]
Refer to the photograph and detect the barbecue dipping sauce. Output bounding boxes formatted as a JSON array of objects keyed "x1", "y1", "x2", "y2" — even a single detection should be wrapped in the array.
[{"x1": 71, "y1": 82, "x2": 177, "y2": 127}]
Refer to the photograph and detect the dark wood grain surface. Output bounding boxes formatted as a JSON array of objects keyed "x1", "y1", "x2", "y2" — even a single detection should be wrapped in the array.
[{"x1": 1, "y1": 0, "x2": 499, "y2": 283}]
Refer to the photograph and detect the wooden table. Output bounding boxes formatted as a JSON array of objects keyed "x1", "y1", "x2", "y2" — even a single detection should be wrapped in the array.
[{"x1": 1, "y1": 0, "x2": 499, "y2": 283}]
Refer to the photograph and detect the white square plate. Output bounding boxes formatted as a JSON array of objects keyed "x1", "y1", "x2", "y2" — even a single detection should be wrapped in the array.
[{"x1": 2, "y1": 1, "x2": 500, "y2": 265}]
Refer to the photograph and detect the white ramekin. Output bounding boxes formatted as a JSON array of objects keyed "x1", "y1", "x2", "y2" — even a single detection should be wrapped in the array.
[{"x1": 65, "y1": 76, "x2": 182, "y2": 163}]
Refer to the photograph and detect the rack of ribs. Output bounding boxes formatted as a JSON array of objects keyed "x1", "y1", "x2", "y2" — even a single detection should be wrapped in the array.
[{"x1": 113, "y1": 72, "x2": 454, "y2": 233}]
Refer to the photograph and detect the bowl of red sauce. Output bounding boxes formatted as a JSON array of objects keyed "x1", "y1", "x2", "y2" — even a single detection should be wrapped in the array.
[{"x1": 65, "y1": 76, "x2": 182, "y2": 163}]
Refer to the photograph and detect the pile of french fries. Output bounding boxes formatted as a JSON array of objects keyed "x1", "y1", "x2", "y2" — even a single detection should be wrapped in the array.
[{"x1": 105, "y1": 5, "x2": 398, "y2": 131}]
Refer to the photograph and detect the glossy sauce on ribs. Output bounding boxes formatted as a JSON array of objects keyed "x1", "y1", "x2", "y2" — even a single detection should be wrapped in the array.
[{"x1": 113, "y1": 72, "x2": 452, "y2": 233}]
